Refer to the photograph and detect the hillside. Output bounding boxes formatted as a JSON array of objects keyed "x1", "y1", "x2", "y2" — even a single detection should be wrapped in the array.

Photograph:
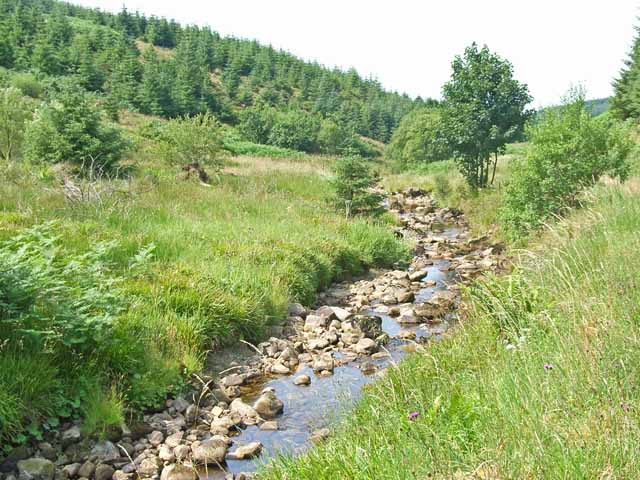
[{"x1": 0, "y1": 0, "x2": 421, "y2": 153}]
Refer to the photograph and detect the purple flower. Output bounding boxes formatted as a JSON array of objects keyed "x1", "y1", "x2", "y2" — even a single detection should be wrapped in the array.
[
  {"x1": 543, "y1": 363, "x2": 553, "y2": 370},
  {"x1": 408, "y1": 411, "x2": 420, "y2": 420}
]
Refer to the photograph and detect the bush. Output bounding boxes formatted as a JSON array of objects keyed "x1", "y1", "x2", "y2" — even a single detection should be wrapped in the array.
[
  {"x1": 24, "y1": 85, "x2": 129, "y2": 169},
  {"x1": 268, "y1": 109, "x2": 321, "y2": 152},
  {"x1": 386, "y1": 108, "x2": 450, "y2": 167},
  {"x1": 331, "y1": 156, "x2": 383, "y2": 217},
  {"x1": 156, "y1": 113, "x2": 224, "y2": 170},
  {"x1": 499, "y1": 91, "x2": 633, "y2": 237},
  {"x1": 10, "y1": 72, "x2": 43, "y2": 98},
  {"x1": 0, "y1": 87, "x2": 34, "y2": 162}
]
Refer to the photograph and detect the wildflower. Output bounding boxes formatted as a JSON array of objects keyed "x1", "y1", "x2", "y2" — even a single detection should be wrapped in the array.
[
  {"x1": 543, "y1": 363, "x2": 553, "y2": 370},
  {"x1": 408, "y1": 411, "x2": 420, "y2": 420},
  {"x1": 620, "y1": 401, "x2": 631, "y2": 412}
]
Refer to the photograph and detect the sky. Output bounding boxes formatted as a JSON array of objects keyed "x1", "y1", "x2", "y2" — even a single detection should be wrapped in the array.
[{"x1": 71, "y1": 0, "x2": 639, "y2": 108}]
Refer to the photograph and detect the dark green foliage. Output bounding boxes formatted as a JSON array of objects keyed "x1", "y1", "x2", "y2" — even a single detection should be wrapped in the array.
[
  {"x1": 612, "y1": 23, "x2": 640, "y2": 119},
  {"x1": 331, "y1": 157, "x2": 383, "y2": 217},
  {"x1": 0, "y1": 0, "x2": 421, "y2": 145},
  {"x1": 442, "y1": 43, "x2": 532, "y2": 188},
  {"x1": 24, "y1": 83, "x2": 129, "y2": 169},
  {"x1": 499, "y1": 92, "x2": 633, "y2": 237},
  {"x1": 386, "y1": 107, "x2": 451, "y2": 167}
]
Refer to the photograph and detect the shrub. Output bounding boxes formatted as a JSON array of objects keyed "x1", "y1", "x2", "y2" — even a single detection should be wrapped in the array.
[
  {"x1": 156, "y1": 112, "x2": 224, "y2": 170},
  {"x1": 10, "y1": 72, "x2": 43, "y2": 98},
  {"x1": 0, "y1": 87, "x2": 34, "y2": 162},
  {"x1": 499, "y1": 91, "x2": 633, "y2": 237},
  {"x1": 24, "y1": 85, "x2": 129, "y2": 169},
  {"x1": 331, "y1": 156, "x2": 383, "y2": 217},
  {"x1": 386, "y1": 108, "x2": 450, "y2": 167},
  {"x1": 268, "y1": 109, "x2": 321, "y2": 152}
]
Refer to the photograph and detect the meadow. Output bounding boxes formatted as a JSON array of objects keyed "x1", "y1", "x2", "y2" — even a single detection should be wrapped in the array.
[{"x1": 0, "y1": 148, "x2": 409, "y2": 442}]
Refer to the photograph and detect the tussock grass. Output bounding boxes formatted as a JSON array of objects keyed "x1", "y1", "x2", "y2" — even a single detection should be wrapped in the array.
[
  {"x1": 260, "y1": 182, "x2": 640, "y2": 479},
  {"x1": 0, "y1": 155, "x2": 409, "y2": 437}
]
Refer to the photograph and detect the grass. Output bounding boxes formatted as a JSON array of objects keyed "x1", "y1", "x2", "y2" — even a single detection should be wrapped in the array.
[
  {"x1": 0, "y1": 149, "x2": 409, "y2": 442},
  {"x1": 259, "y1": 180, "x2": 640, "y2": 479}
]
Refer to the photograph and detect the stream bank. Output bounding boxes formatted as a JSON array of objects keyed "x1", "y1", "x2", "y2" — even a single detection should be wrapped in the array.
[{"x1": 2, "y1": 189, "x2": 503, "y2": 480}]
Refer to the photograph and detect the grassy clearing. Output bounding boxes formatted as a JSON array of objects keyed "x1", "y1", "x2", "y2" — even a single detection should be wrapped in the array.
[
  {"x1": 0, "y1": 153, "x2": 409, "y2": 441},
  {"x1": 260, "y1": 181, "x2": 640, "y2": 479}
]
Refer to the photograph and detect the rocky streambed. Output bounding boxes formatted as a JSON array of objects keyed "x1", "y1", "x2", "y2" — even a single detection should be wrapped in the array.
[{"x1": 2, "y1": 189, "x2": 503, "y2": 480}]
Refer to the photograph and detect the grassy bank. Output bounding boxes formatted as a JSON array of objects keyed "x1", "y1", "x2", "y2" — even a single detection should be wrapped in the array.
[
  {"x1": 260, "y1": 181, "x2": 640, "y2": 478},
  {"x1": 0, "y1": 153, "x2": 409, "y2": 442}
]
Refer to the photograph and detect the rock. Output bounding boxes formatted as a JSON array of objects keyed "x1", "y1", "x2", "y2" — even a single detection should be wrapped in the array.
[
  {"x1": 354, "y1": 337, "x2": 377, "y2": 355},
  {"x1": 398, "y1": 308, "x2": 419, "y2": 324},
  {"x1": 235, "y1": 474, "x2": 254, "y2": 480},
  {"x1": 172, "y1": 397, "x2": 190, "y2": 413},
  {"x1": 136, "y1": 458, "x2": 159, "y2": 478},
  {"x1": 304, "y1": 315, "x2": 327, "y2": 331},
  {"x1": 164, "y1": 431, "x2": 183, "y2": 449},
  {"x1": 371, "y1": 351, "x2": 390, "y2": 359},
  {"x1": 253, "y1": 388, "x2": 283, "y2": 419},
  {"x1": 94, "y1": 465, "x2": 114, "y2": 480},
  {"x1": 314, "y1": 306, "x2": 337, "y2": 320},
  {"x1": 173, "y1": 445, "x2": 191, "y2": 462},
  {"x1": 409, "y1": 270, "x2": 427, "y2": 281},
  {"x1": 287, "y1": 303, "x2": 307, "y2": 318},
  {"x1": 396, "y1": 290, "x2": 415, "y2": 303},
  {"x1": 184, "y1": 405, "x2": 198, "y2": 423},
  {"x1": 147, "y1": 431, "x2": 164, "y2": 447},
  {"x1": 309, "y1": 428, "x2": 331, "y2": 443},
  {"x1": 17, "y1": 459, "x2": 55, "y2": 480},
  {"x1": 397, "y1": 329, "x2": 417, "y2": 340},
  {"x1": 307, "y1": 337, "x2": 329, "y2": 350},
  {"x1": 76, "y1": 462, "x2": 95, "y2": 479},
  {"x1": 113, "y1": 471, "x2": 132, "y2": 480},
  {"x1": 328, "y1": 307, "x2": 352, "y2": 321},
  {"x1": 360, "y1": 361, "x2": 377, "y2": 374},
  {"x1": 90, "y1": 442, "x2": 120, "y2": 463},
  {"x1": 229, "y1": 399, "x2": 260, "y2": 425},
  {"x1": 61, "y1": 464, "x2": 80, "y2": 479},
  {"x1": 158, "y1": 445, "x2": 175, "y2": 463},
  {"x1": 191, "y1": 436, "x2": 230, "y2": 465},
  {"x1": 340, "y1": 331, "x2": 362, "y2": 345},
  {"x1": 37, "y1": 443, "x2": 57, "y2": 462},
  {"x1": 61, "y1": 427, "x2": 82, "y2": 449},
  {"x1": 351, "y1": 315, "x2": 383, "y2": 338},
  {"x1": 259, "y1": 421, "x2": 278, "y2": 431},
  {"x1": 293, "y1": 374, "x2": 311, "y2": 386},
  {"x1": 270, "y1": 363, "x2": 290, "y2": 375},
  {"x1": 312, "y1": 353, "x2": 334, "y2": 373},
  {"x1": 160, "y1": 465, "x2": 197, "y2": 480},
  {"x1": 226, "y1": 442, "x2": 262, "y2": 460},
  {"x1": 220, "y1": 373, "x2": 245, "y2": 388}
]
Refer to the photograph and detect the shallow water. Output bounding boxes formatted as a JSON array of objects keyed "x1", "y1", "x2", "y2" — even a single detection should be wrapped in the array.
[{"x1": 200, "y1": 228, "x2": 462, "y2": 478}]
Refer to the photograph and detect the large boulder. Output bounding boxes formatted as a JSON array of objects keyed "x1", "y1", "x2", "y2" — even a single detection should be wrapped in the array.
[
  {"x1": 226, "y1": 442, "x2": 263, "y2": 460},
  {"x1": 192, "y1": 436, "x2": 231, "y2": 465},
  {"x1": 312, "y1": 353, "x2": 334, "y2": 373},
  {"x1": 229, "y1": 399, "x2": 260, "y2": 425},
  {"x1": 17, "y1": 459, "x2": 55, "y2": 480},
  {"x1": 253, "y1": 388, "x2": 283, "y2": 419}
]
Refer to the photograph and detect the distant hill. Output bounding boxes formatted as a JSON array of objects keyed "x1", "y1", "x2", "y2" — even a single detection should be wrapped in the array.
[{"x1": 0, "y1": 0, "x2": 424, "y2": 151}]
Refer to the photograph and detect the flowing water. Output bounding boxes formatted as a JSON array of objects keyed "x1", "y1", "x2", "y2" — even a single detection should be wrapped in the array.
[{"x1": 201, "y1": 227, "x2": 463, "y2": 478}]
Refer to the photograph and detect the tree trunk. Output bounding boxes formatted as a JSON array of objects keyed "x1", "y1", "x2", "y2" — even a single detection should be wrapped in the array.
[{"x1": 490, "y1": 152, "x2": 498, "y2": 185}]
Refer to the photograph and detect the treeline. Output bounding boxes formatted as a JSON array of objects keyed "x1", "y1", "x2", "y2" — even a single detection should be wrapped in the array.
[{"x1": 0, "y1": 0, "x2": 421, "y2": 154}]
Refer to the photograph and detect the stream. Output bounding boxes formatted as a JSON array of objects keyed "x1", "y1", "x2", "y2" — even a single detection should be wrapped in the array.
[{"x1": 193, "y1": 190, "x2": 497, "y2": 478}]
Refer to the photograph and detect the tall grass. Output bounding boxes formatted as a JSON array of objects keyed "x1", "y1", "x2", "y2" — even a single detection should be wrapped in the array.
[
  {"x1": 0, "y1": 156, "x2": 409, "y2": 440},
  {"x1": 260, "y1": 182, "x2": 640, "y2": 479}
]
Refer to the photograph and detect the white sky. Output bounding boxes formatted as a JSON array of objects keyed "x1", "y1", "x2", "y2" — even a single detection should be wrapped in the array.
[{"x1": 71, "y1": 0, "x2": 639, "y2": 107}]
